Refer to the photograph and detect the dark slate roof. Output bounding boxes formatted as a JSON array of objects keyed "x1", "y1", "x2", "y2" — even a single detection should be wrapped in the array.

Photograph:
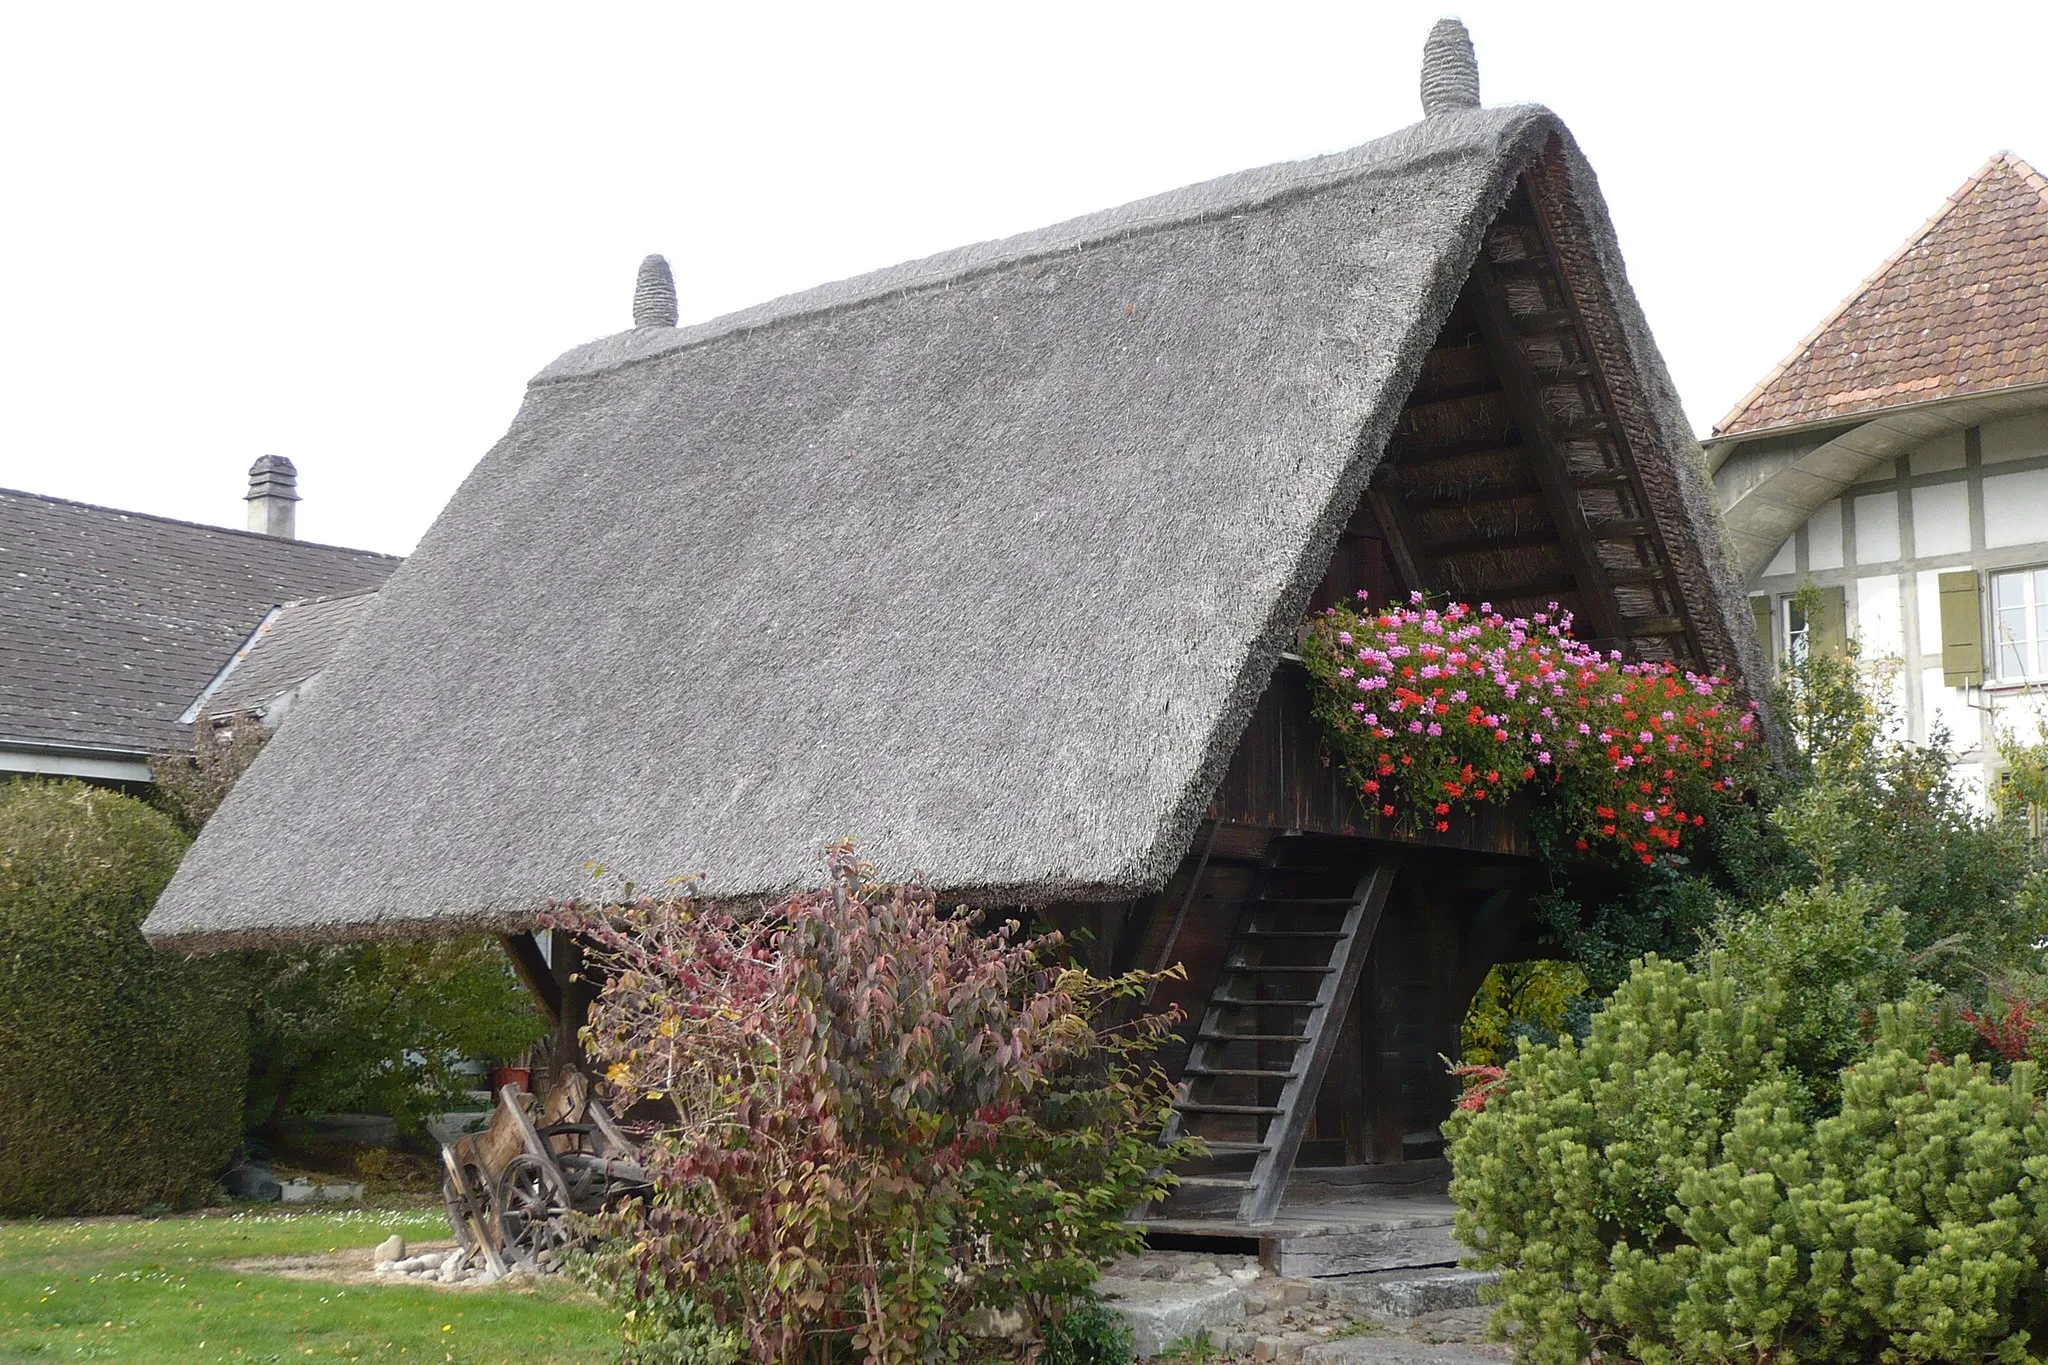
[
  {"x1": 189, "y1": 590, "x2": 382, "y2": 720},
  {"x1": 145, "y1": 97, "x2": 1758, "y2": 951},
  {"x1": 0, "y1": 491, "x2": 398, "y2": 758}
]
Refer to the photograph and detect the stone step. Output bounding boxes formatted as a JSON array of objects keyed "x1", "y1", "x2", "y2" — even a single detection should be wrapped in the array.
[
  {"x1": 1302, "y1": 1339, "x2": 1509, "y2": 1364},
  {"x1": 1323, "y1": 1268, "x2": 1496, "y2": 1322},
  {"x1": 1094, "y1": 1275, "x2": 1245, "y2": 1358}
]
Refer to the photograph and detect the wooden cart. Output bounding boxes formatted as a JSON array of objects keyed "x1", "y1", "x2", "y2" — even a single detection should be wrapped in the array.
[{"x1": 440, "y1": 1067, "x2": 650, "y2": 1271}]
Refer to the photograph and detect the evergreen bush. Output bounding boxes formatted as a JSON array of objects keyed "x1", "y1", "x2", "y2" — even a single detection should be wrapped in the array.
[
  {"x1": 0, "y1": 779, "x2": 246, "y2": 1214},
  {"x1": 1448, "y1": 947, "x2": 2048, "y2": 1364}
]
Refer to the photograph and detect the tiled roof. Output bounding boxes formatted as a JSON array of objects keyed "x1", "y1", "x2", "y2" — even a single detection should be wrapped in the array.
[
  {"x1": 1715, "y1": 153, "x2": 2048, "y2": 438},
  {"x1": 192, "y1": 590, "x2": 380, "y2": 720},
  {"x1": 0, "y1": 490, "x2": 398, "y2": 758}
]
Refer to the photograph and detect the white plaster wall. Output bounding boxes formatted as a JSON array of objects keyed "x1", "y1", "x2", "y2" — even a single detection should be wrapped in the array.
[
  {"x1": 1912, "y1": 430, "x2": 1967, "y2": 475},
  {"x1": 1983, "y1": 467, "x2": 2048, "y2": 548},
  {"x1": 1719, "y1": 410, "x2": 2048, "y2": 792},
  {"x1": 1916, "y1": 570, "x2": 1946, "y2": 655},
  {"x1": 1808, "y1": 499, "x2": 1845, "y2": 570},
  {"x1": 1856, "y1": 574, "x2": 1905, "y2": 660},
  {"x1": 1923, "y1": 665, "x2": 1981, "y2": 748},
  {"x1": 1854, "y1": 491, "x2": 1902, "y2": 563},
  {"x1": 1912, "y1": 482, "x2": 1971, "y2": 557},
  {"x1": 1982, "y1": 412, "x2": 2048, "y2": 464}
]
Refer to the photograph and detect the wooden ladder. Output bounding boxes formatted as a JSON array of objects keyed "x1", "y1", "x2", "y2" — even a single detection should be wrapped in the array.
[{"x1": 1162, "y1": 850, "x2": 1395, "y2": 1224}]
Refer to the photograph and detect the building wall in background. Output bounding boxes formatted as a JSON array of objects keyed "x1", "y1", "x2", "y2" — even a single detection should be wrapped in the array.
[{"x1": 1730, "y1": 406, "x2": 2048, "y2": 795}]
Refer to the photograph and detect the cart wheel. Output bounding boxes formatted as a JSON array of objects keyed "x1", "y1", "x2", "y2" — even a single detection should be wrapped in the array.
[
  {"x1": 493, "y1": 1154, "x2": 576, "y2": 1268},
  {"x1": 442, "y1": 1165, "x2": 485, "y2": 1253},
  {"x1": 557, "y1": 1153, "x2": 629, "y2": 1216}
]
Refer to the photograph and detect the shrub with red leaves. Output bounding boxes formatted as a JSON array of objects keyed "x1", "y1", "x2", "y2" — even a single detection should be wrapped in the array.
[{"x1": 550, "y1": 842, "x2": 1194, "y2": 1365}]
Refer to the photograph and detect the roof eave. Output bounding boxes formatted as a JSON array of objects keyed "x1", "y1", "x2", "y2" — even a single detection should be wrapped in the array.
[{"x1": 1707, "y1": 377, "x2": 2048, "y2": 455}]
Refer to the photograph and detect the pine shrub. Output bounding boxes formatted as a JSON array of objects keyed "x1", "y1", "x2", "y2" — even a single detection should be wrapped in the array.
[
  {"x1": 1449, "y1": 951, "x2": 2048, "y2": 1364},
  {"x1": 0, "y1": 779, "x2": 246, "y2": 1214}
]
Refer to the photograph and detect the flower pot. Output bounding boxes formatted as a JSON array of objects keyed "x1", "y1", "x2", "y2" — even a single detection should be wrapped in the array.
[{"x1": 489, "y1": 1066, "x2": 531, "y2": 1094}]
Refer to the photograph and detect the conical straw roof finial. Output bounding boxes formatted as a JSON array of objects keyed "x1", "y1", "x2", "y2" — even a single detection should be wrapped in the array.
[
  {"x1": 1420, "y1": 18, "x2": 1480, "y2": 116},
  {"x1": 633, "y1": 254, "x2": 678, "y2": 328}
]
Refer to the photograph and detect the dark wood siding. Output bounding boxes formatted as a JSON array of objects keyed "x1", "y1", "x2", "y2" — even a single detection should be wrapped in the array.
[{"x1": 1207, "y1": 661, "x2": 1535, "y2": 858}]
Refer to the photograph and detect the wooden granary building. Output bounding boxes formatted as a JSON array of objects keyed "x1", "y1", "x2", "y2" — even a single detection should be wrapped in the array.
[{"x1": 146, "y1": 22, "x2": 1763, "y2": 1231}]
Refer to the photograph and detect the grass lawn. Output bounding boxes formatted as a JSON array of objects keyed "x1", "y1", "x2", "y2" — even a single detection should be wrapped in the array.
[{"x1": 0, "y1": 1208, "x2": 617, "y2": 1363}]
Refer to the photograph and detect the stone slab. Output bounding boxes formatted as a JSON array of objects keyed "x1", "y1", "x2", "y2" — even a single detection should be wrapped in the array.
[
  {"x1": 1095, "y1": 1275, "x2": 1245, "y2": 1357},
  {"x1": 1325, "y1": 1269, "x2": 1495, "y2": 1321},
  {"x1": 1267, "y1": 1223, "x2": 1463, "y2": 1278},
  {"x1": 1301, "y1": 1339, "x2": 1508, "y2": 1364}
]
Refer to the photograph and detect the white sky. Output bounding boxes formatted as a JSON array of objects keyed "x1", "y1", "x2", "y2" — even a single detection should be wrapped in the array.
[{"x1": 2, "y1": 1, "x2": 2044, "y2": 557}]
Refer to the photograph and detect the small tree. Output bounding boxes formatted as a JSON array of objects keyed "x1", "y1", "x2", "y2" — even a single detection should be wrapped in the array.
[
  {"x1": 243, "y1": 938, "x2": 545, "y2": 1139},
  {"x1": 556, "y1": 844, "x2": 1193, "y2": 1365}
]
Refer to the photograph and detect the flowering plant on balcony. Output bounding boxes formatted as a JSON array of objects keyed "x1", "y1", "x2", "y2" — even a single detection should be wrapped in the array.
[{"x1": 1301, "y1": 593, "x2": 1762, "y2": 865}]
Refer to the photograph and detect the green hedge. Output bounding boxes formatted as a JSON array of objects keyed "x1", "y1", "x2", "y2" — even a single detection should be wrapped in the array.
[{"x1": 0, "y1": 780, "x2": 246, "y2": 1214}]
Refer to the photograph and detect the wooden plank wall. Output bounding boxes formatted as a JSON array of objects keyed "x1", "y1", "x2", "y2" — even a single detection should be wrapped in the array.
[{"x1": 1207, "y1": 663, "x2": 1536, "y2": 859}]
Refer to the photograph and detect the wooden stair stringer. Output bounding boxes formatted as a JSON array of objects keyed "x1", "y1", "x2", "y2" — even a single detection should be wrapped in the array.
[{"x1": 1238, "y1": 864, "x2": 1394, "y2": 1223}]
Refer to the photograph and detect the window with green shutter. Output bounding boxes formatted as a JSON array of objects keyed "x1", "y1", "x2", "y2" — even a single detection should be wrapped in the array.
[
  {"x1": 1939, "y1": 571, "x2": 1984, "y2": 687},
  {"x1": 1749, "y1": 596, "x2": 1773, "y2": 667},
  {"x1": 1811, "y1": 586, "x2": 1848, "y2": 658},
  {"x1": 1779, "y1": 586, "x2": 1847, "y2": 662}
]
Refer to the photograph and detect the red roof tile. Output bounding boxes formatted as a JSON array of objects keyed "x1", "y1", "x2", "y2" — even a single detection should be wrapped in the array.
[{"x1": 1715, "y1": 154, "x2": 2048, "y2": 437}]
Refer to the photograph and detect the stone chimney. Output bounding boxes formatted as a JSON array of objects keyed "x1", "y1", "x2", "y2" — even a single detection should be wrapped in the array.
[{"x1": 245, "y1": 455, "x2": 300, "y2": 539}]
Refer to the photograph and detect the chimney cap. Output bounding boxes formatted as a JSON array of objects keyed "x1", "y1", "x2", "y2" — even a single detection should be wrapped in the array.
[
  {"x1": 633, "y1": 255, "x2": 678, "y2": 328},
  {"x1": 1420, "y1": 18, "x2": 1480, "y2": 116},
  {"x1": 245, "y1": 455, "x2": 299, "y2": 538}
]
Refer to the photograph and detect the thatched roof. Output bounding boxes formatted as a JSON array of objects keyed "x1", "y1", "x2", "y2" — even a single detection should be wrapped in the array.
[{"x1": 145, "y1": 51, "x2": 1759, "y2": 951}]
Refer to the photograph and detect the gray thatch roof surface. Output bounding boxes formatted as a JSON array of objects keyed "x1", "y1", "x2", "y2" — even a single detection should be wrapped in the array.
[{"x1": 145, "y1": 99, "x2": 1756, "y2": 951}]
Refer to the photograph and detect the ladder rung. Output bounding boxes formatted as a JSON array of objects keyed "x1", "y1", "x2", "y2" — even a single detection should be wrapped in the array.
[
  {"x1": 1222, "y1": 964, "x2": 1336, "y2": 975},
  {"x1": 1197, "y1": 1032, "x2": 1310, "y2": 1043},
  {"x1": 1186, "y1": 1065, "x2": 1300, "y2": 1079},
  {"x1": 1175, "y1": 1102, "x2": 1284, "y2": 1116},
  {"x1": 1212, "y1": 996, "x2": 1324, "y2": 1008},
  {"x1": 1193, "y1": 1140, "x2": 1271, "y2": 1155},
  {"x1": 1174, "y1": 1175, "x2": 1255, "y2": 1190},
  {"x1": 1239, "y1": 930, "x2": 1347, "y2": 939},
  {"x1": 1257, "y1": 896, "x2": 1357, "y2": 906}
]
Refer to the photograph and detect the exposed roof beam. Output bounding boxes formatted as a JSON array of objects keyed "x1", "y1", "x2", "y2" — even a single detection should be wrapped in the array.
[{"x1": 1462, "y1": 261, "x2": 1629, "y2": 644}]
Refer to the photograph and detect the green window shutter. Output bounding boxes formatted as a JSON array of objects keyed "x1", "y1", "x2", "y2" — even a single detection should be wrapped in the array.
[
  {"x1": 1939, "y1": 571, "x2": 1984, "y2": 686},
  {"x1": 1812, "y1": 585, "x2": 1848, "y2": 657},
  {"x1": 1749, "y1": 596, "x2": 1773, "y2": 666}
]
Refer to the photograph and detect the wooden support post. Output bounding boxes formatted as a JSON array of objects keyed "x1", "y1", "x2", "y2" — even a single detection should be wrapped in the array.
[
  {"x1": 1364, "y1": 948, "x2": 1406, "y2": 1164},
  {"x1": 1334, "y1": 986, "x2": 1371, "y2": 1165},
  {"x1": 499, "y1": 932, "x2": 562, "y2": 1028}
]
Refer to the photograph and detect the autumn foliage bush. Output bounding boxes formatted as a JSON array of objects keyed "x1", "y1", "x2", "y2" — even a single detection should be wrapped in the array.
[
  {"x1": 1303, "y1": 595, "x2": 1762, "y2": 864},
  {"x1": 552, "y1": 844, "x2": 1191, "y2": 1364}
]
